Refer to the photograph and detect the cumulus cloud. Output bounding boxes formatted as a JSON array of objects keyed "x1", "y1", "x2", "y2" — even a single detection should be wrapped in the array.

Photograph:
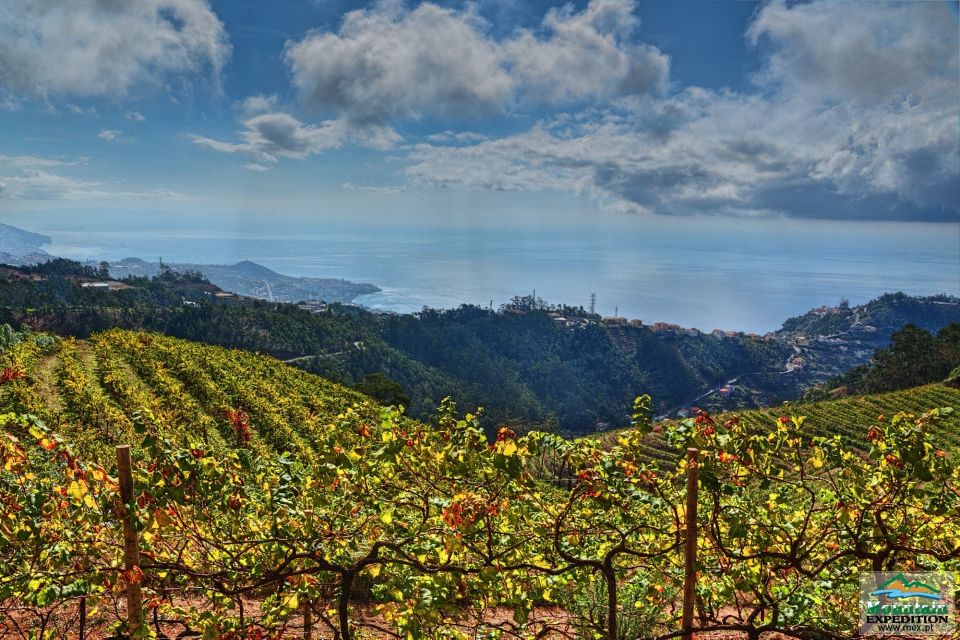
[
  {"x1": 285, "y1": 3, "x2": 512, "y2": 125},
  {"x1": 747, "y1": 1, "x2": 957, "y2": 103},
  {"x1": 125, "y1": 111, "x2": 146, "y2": 122},
  {"x1": 97, "y1": 130, "x2": 122, "y2": 141},
  {"x1": 504, "y1": 0, "x2": 669, "y2": 103},
  {"x1": 192, "y1": 113, "x2": 343, "y2": 162},
  {"x1": 405, "y1": 1, "x2": 959, "y2": 222},
  {"x1": 192, "y1": 110, "x2": 402, "y2": 163},
  {"x1": 0, "y1": 0, "x2": 230, "y2": 99},
  {"x1": 284, "y1": 0, "x2": 667, "y2": 126}
]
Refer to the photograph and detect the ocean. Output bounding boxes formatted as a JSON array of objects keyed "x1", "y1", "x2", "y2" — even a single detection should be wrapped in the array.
[{"x1": 12, "y1": 212, "x2": 960, "y2": 334}]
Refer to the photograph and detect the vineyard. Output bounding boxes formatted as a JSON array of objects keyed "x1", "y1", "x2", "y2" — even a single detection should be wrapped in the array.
[
  {"x1": 630, "y1": 384, "x2": 960, "y2": 466},
  {"x1": 0, "y1": 329, "x2": 380, "y2": 463},
  {"x1": 1, "y1": 329, "x2": 959, "y2": 639}
]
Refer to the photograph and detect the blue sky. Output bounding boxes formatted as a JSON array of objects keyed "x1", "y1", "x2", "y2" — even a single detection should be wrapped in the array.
[{"x1": 0, "y1": 0, "x2": 958, "y2": 227}]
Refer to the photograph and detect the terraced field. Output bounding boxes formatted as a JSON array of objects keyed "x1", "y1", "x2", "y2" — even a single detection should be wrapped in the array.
[
  {"x1": 632, "y1": 383, "x2": 960, "y2": 465},
  {"x1": 0, "y1": 329, "x2": 380, "y2": 462}
]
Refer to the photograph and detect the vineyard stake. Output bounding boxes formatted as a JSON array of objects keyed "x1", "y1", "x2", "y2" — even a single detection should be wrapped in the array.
[
  {"x1": 681, "y1": 447, "x2": 699, "y2": 640},
  {"x1": 78, "y1": 596, "x2": 86, "y2": 640},
  {"x1": 303, "y1": 597, "x2": 313, "y2": 640},
  {"x1": 116, "y1": 445, "x2": 144, "y2": 637}
]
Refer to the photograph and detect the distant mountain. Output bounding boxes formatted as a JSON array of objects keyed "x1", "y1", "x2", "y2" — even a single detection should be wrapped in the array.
[
  {"x1": 103, "y1": 257, "x2": 380, "y2": 304},
  {"x1": 0, "y1": 222, "x2": 51, "y2": 264}
]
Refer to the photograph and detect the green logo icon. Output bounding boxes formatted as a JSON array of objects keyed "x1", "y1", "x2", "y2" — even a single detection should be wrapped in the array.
[{"x1": 870, "y1": 574, "x2": 943, "y2": 601}]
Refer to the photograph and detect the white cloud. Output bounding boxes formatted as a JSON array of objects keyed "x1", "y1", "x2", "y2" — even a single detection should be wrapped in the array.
[
  {"x1": 341, "y1": 181, "x2": 407, "y2": 195},
  {"x1": 0, "y1": 168, "x2": 183, "y2": 201},
  {"x1": 0, "y1": 0, "x2": 230, "y2": 99},
  {"x1": 67, "y1": 103, "x2": 98, "y2": 116},
  {"x1": 504, "y1": 0, "x2": 668, "y2": 103},
  {"x1": 404, "y1": 1, "x2": 959, "y2": 222},
  {"x1": 284, "y1": 0, "x2": 667, "y2": 126},
  {"x1": 125, "y1": 110, "x2": 146, "y2": 122},
  {"x1": 285, "y1": 3, "x2": 512, "y2": 125},
  {"x1": 97, "y1": 129, "x2": 122, "y2": 141},
  {"x1": 244, "y1": 163, "x2": 272, "y2": 172},
  {"x1": 190, "y1": 112, "x2": 348, "y2": 162},
  {"x1": 192, "y1": 111, "x2": 402, "y2": 163},
  {"x1": 0, "y1": 154, "x2": 76, "y2": 169},
  {"x1": 0, "y1": 152, "x2": 181, "y2": 201},
  {"x1": 196, "y1": 0, "x2": 668, "y2": 166},
  {"x1": 747, "y1": 1, "x2": 957, "y2": 103},
  {"x1": 238, "y1": 94, "x2": 280, "y2": 117},
  {"x1": 426, "y1": 131, "x2": 490, "y2": 144}
]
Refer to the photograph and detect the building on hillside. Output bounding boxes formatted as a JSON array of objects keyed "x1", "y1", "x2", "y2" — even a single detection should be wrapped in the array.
[{"x1": 79, "y1": 280, "x2": 131, "y2": 291}]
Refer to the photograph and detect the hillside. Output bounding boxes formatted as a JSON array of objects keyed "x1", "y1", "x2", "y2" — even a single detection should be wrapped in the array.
[
  {"x1": 0, "y1": 222, "x2": 51, "y2": 264},
  {"x1": 2, "y1": 260, "x2": 959, "y2": 434},
  {"x1": 103, "y1": 257, "x2": 380, "y2": 303},
  {"x1": 628, "y1": 382, "x2": 960, "y2": 466},
  {"x1": 806, "y1": 322, "x2": 960, "y2": 398},
  {"x1": 5, "y1": 323, "x2": 956, "y2": 473},
  {"x1": 0, "y1": 328, "x2": 381, "y2": 463}
]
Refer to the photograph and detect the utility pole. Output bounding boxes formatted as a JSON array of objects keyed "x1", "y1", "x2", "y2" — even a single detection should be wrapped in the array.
[{"x1": 589, "y1": 293, "x2": 596, "y2": 315}]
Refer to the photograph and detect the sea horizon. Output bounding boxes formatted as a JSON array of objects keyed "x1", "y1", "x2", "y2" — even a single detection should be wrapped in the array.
[{"x1": 9, "y1": 212, "x2": 958, "y2": 335}]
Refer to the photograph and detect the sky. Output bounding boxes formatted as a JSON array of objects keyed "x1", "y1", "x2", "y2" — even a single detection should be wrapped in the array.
[{"x1": 0, "y1": 0, "x2": 958, "y2": 227}]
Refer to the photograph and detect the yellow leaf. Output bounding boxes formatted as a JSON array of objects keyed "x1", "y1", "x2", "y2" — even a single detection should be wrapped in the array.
[
  {"x1": 501, "y1": 441, "x2": 517, "y2": 457},
  {"x1": 380, "y1": 510, "x2": 393, "y2": 525},
  {"x1": 67, "y1": 480, "x2": 88, "y2": 501},
  {"x1": 368, "y1": 565, "x2": 382, "y2": 578}
]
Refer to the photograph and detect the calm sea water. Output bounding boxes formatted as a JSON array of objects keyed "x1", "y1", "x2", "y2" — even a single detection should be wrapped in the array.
[{"x1": 20, "y1": 214, "x2": 960, "y2": 334}]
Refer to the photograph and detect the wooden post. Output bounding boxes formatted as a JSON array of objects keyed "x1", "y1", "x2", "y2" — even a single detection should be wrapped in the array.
[
  {"x1": 681, "y1": 447, "x2": 699, "y2": 640},
  {"x1": 78, "y1": 596, "x2": 86, "y2": 640},
  {"x1": 303, "y1": 597, "x2": 313, "y2": 640},
  {"x1": 116, "y1": 445, "x2": 144, "y2": 637}
]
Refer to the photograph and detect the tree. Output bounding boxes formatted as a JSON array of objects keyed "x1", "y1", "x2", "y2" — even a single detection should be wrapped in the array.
[{"x1": 353, "y1": 372, "x2": 410, "y2": 408}]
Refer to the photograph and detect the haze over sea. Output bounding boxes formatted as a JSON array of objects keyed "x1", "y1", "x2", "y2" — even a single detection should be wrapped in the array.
[{"x1": 11, "y1": 211, "x2": 959, "y2": 335}]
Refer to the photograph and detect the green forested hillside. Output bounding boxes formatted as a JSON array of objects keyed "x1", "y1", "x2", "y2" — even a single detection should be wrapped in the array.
[{"x1": 807, "y1": 322, "x2": 960, "y2": 398}]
